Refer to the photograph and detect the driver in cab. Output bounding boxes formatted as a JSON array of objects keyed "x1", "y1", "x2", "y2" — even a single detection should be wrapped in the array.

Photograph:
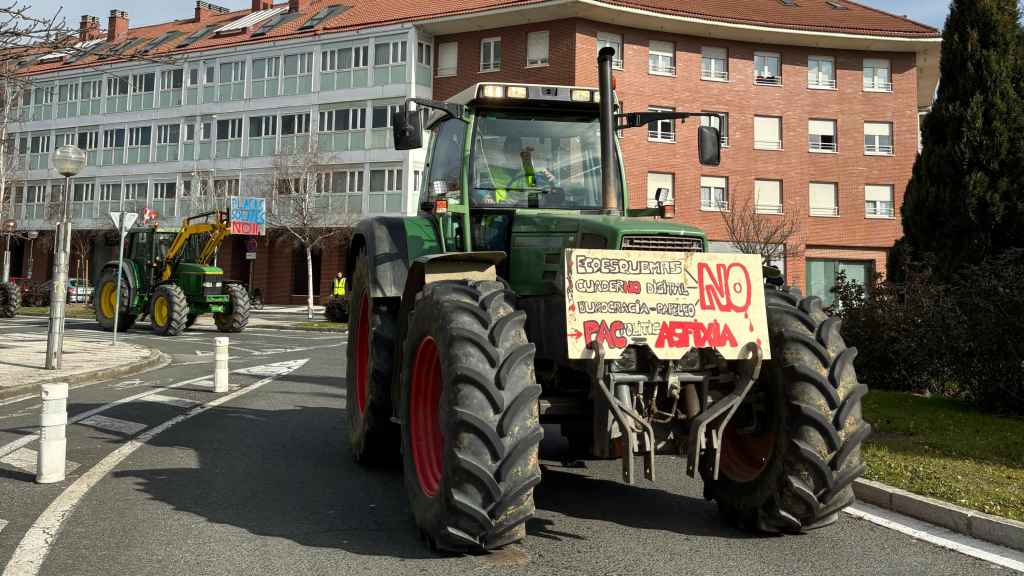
[{"x1": 473, "y1": 137, "x2": 558, "y2": 206}]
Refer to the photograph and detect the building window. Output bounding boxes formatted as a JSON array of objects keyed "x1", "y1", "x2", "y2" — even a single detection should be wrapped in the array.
[
  {"x1": 754, "y1": 179, "x2": 783, "y2": 214},
  {"x1": 417, "y1": 41, "x2": 432, "y2": 66},
  {"x1": 808, "y1": 56, "x2": 836, "y2": 89},
  {"x1": 252, "y1": 56, "x2": 280, "y2": 98},
  {"x1": 214, "y1": 178, "x2": 240, "y2": 197},
  {"x1": 527, "y1": 31, "x2": 550, "y2": 67},
  {"x1": 218, "y1": 61, "x2": 245, "y2": 101},
  {"x1": 281, "y1": 113, "x2": 310, "y2": 135},
  {"x1": 597, "y1": 32, "x2": 623, "y2": 68},
  {"x1": 754, "y1": 116, "x2": 782, "y2": 150},
  {"x1": 809, "y1": 182, "x2": 839, "y2": 217},
  {"x1": 156, "y1": 124, "x2": 179, "y2": 162},
  {"x1": 321, "y1": 45, "x2": 369, "y2": 72},
  {"x1": 807, "y1": 259, "x2": 873, "y2": 307},
  {"x1": 436, "y1": 42, "x2": 458, "y2": 77},
  {"x1": 248, "y1": 115, "x2": 277, "y2": 157},
  {"x1": 646, "y1": 172, "x2": 673, "y2": 208},
  {"x1": 700, "y1": 176, "x2": 728, "y2": 211},
  {"x1": 863, "y1": 58, "x2": 892, "y2": 92},
  {"x1": 864, "y1": 122, "x2": 893, "y2": 155},
  {"x1": 368, "y1": 167, "x2": 403, "y2": 213},
  {"x1": 647, "y1": 106, "x2": 675, "y2": 142},
  {"x1": 648, "y1": 40, "x2": 675, "y2": 75},
  {"x1": 754, "y1": 51, "x2": 781, "y2": 85},
  {"x1": 283, "y1": 52, "x2": 314, "y2": 95},
  {"x1": 371, "y1": 104, "x2": 401, "y2": 129},
  {"x1": 701, "y1": 112, "x2": 729, "y2": 147},
  {"x1": 375, "y1": 40, "x2": 408, "y2": 66},
  {"x1": 480, "y1": 37, "x2": 501, "y2": 72},
  {"x1": 865, "y1": 184, "x2": 895, "y2": 218},
  {"x1": 319, "y1": 108, "x2": 366, "y2": 132},
  {"x1": 701, "y1": 47, "x2": 728, "y2": 81},
  {"x1": 808, "y1": 119, "x2": 837, "y2": 152},
  {"x1": 216, "y1": 118, "x2": 242, "y2": 140}
]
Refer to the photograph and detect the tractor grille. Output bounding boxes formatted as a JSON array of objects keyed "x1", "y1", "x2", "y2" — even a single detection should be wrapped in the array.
[
  {"x1": 202, "y1": 277, "x2": 224, "y2": 298},
  {"x1": 621, "y1": 235, "x2": 704, "y2": 252}
]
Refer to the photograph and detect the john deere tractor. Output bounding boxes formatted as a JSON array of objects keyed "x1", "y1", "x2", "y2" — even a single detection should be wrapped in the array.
[
  {"x1": 345, "y1": 48, "x2": 869, "y2": 551},
  {"x1": 95, "y1": 211, "x2": 249, "y2": 336}
]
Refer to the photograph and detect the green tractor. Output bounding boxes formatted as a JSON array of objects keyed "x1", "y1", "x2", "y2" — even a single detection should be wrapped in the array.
[
  {"x1": 95, "y1": 211, "x2": 250, "y2": 336},
  {"x1": 345, "y1": 48, "x2": 869, "y2": 551}
]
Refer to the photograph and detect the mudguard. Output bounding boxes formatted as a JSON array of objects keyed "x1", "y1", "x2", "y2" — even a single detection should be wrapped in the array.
[
  {"x1": 346, "y1": 216, "x2": 443, "y2": 300},
  {"x1": 100, "y1": 259, "x2": 142, "y2": 313}
]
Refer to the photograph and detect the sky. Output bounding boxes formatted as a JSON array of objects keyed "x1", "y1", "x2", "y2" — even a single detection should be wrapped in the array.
[{"x1": 27, "y1": 0, "x2": 951, "y2": 30}]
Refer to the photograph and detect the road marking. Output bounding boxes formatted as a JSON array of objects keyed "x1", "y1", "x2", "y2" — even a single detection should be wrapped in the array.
[
  {"x1": 234, "y1": 358, "x2": 310, "y2": 377},
  {"x1": 138, "y1": 394, "x2": 199, "y2": 409},
  {"x1": 0, "y1": 374, "x2": 212, "y2": 459},
  {"x1": 2, "y1": 359, "x2": 310, "y2": 576},
  {"x1": 845, "y1": 503, "x2": 1024, "y2": 572},
  {"x1": 77, "y1": 415, "x2": 147, "y2": 436},
  {"x1": 0, "y1": 519, "x2": 7, "y2": 534},
  {"x1": 0, "y1": 448, "x2": 79, "y2": 476}
]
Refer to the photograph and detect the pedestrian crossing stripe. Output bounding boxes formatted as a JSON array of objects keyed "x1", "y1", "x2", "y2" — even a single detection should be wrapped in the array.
[
  {"x1": 138, "y1": 394, "x2": 199, "y2": 409},
  {"x1": 0, "y1": 447, "x2": 80, "y2": 476}
]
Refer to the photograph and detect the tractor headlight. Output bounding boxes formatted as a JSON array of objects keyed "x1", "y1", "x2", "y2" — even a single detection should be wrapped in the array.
[
  {"x1": 203, "y1": 281, "x2": 223, "y2": 288},
  {"x1": 481, "y1": 85, "x2": 504, "y2": 98},
  {"x1": 571, "y1": 89, "x2": 592, "y2": 102}
]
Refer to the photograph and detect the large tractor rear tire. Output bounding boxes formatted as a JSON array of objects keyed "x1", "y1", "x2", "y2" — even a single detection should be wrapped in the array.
[
  {"x1": 706, "y1": 287, "x2": 870, "y2": 532},
  {"x1": 215, "y1": 283, "x2": 249, "y2": 333},
  {"x1": 0, "y1": 282, "x2": 20, "y2": 318},
  {"x1": 96, "y1": 268, "x2": 136, "y2": 332},
  {"x1": 346, "y1": 248, "x2": 398, "y2": 463},
  {"x1": 151, "y1": 284, "x2": 188, "y2": 336},
  {"x1": 401, "y1": 280, "x2": 543, "y2": 551}
]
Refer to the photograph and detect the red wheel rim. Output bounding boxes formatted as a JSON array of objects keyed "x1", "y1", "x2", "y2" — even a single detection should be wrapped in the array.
[
  {"x1": 720, "y1": 423, "x2": 776, "y2": 482},
  {"x1": 354, "y1": 295, "x2": 370, "y2": 415},
  {"x1": 410, "y1": 337, "x2": 444, "y2": 497}
]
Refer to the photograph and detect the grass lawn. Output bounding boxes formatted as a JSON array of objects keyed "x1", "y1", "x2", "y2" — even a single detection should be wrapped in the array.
[
  {"x1": 862, "y1": 389, "x2": 1024, "y2": 521},
  {"x1": 294, "y1": 321, "x2": 347, "y2": 332},
  {"x1": 17, "y1": 305, "x2": 95, "y2": 319}
]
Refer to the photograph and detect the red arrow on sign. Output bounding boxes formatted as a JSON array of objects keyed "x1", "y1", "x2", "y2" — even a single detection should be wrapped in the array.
[{"x1": 570, "y1": 329, "x2": 583, "y2": 340}]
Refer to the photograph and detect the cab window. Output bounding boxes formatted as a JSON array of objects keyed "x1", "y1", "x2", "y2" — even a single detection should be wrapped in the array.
[{"x1": 423, "y1": 118, "x2": 466, "y2": 208}]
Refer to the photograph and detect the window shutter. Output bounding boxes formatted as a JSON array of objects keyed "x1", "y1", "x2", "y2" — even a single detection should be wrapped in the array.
[
  {"x1": 810, "y1": 182, "x2": 837, "y2": 208},
  {"x1": 864, "y1": 185, "x2": 892, "y2": 202},
  {"x1": 701, "y1": 47, "x2": 726, "y2": 60},
  {"x1": 864, "y1": 122, "x2": 891, "y2": 136},
  {"x1": 809, "y1": 119, "x2": 835, "y2": 136},
  {"x1": 754, "y1": 116, "x2": 780, "y2": 141},
  {"x1": 864, "y1": 58, "x2": 889, "y2": 70},
  {"x1": 437, "y1": 42, "x2": 458, "y2": 75},
  {"x1": 649, "y1": 40, "x2": 673, "y2": 55},
  {"x1": 754, "y1": 180, "x2": 781, "y2": 205},
  {"x1": 527, "y1": 31, "x2": 549, "y2": 64}
]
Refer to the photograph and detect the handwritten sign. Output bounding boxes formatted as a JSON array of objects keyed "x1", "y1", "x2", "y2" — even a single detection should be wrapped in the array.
[
  {"x1": 229, "y1": 197, "x2": 266, "y2": 236},
  {"x1": 564, "y1": 249, "x2": 770, "y2": 360}
]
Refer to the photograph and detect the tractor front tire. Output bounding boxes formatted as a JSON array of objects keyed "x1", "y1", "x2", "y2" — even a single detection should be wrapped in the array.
[
  {"x1": 706, "y1": 287, "x2": 870, "y2": 533},
  {"x1": 0, "y1": 282, "x2": 20, "y2": 318},
  {"x1": 214, "y1": 283, "x2": 249, "y2": 333},
  {"x1": 346, "y1": 248, "x2": 398, "y2": 463},
  {"x1": 151, "y1": 284, "x2": 188, "y2": 336},
  {"x1": 96, "y1": 268, "x2": 135, "y2": 332},
  {"x1": 401, "y1": 280, "x2": 543, "y2": 551}
]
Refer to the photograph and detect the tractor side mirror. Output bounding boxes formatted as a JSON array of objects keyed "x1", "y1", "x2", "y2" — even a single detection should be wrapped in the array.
[
  {"x1": 698, "y1": 125, "x2": 721, "y2": 166},
  {"x1": 393, "y1": 108, "x2": 423, "y2": 150}
]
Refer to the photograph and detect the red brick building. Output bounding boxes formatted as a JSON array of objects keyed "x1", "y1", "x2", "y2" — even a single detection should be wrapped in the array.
[{"x1": 424, "y1": 2, "x2": 940, "y2": 300}]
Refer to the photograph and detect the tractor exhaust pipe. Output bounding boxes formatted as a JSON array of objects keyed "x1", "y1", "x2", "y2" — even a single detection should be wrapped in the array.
[{"x1": 598, "y1": 47, "x2": 618, "y2": 215}]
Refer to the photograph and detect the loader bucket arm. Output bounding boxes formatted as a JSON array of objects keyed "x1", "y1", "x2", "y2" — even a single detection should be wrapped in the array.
[{"x1": 160, "y1": 211, "x2": 231, "y2": 281}]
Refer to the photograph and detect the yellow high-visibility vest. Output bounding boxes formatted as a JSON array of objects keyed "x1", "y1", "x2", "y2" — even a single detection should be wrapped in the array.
[{"x1": 333, "y1": 277, "x2": 346, "y2": 296}]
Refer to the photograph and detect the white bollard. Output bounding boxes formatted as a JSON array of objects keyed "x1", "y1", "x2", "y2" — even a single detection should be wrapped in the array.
[
  {"x1": 37, "y1": 382, "x2": 68, "y2": 484},
  {"x1": 214, "y1": 337, "x2": 229, "y2": 393}
]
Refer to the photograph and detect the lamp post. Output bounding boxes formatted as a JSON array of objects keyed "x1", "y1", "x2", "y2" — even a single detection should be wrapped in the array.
[{"x1": 45, "y1": 144, "x2": 87, "y2": 370}]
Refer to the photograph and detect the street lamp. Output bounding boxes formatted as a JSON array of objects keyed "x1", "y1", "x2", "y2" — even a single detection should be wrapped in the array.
[{"x1": 45, "y1": 144, "x2": 87, "y2": 370}]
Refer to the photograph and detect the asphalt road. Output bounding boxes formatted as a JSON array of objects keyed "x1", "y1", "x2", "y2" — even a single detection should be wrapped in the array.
[{"x1": 0, "y1": 315, "x2": 1017, "y2": 575}]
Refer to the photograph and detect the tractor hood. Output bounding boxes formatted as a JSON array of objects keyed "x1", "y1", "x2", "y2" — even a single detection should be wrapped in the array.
[{"x1": 508, "y1": 212, "x2": 707, "y2": 296}]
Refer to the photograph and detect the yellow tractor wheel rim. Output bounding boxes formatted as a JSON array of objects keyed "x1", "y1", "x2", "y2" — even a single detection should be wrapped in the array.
[
  {"x1": 100, "y1": 282, "x2": 117, "y2": 318},
  {"x1": 153, "y1": 296, "x2": 169, "y2": 327}
]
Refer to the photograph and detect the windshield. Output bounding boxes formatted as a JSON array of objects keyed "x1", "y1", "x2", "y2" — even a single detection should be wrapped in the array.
[{"x1": 469, "y1": 110, "x2": 622, "y2": 210}]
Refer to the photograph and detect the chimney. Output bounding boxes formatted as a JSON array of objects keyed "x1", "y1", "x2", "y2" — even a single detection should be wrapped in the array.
[
  {"x1": 79, "y1": 15, "x2": 102, "y2": 42},
  {"x1": 195, "y1": 1, "x2": 231, "y2": 22},
  {"x1": 107, "y1": 10, "x2": 128, "y2": 42},
  {"x1": 288, "y1": 0, "x2": 311, "y2": 13},
  {"x1": 252, "y1": 0, "x2": 273, "y2": 11}
]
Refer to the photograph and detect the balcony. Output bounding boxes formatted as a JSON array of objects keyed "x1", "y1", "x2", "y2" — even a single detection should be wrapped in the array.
[
  {"x1": 754, "y1": 139, "x2": 782, "y2": 150},
  {"x1": 864, "y1": 80, "x2": 893, "y2": 92},
  {"x1": 701, "y1": 68, "x2": 728, "y2": 82},
  {"x1": 809, "y1": 140, "x2": 837, "y2": 153},
  {"x1": 649, "y1": 64, "x2": 676, "y2": 76},
  {"x1": 865, "y1": 203, "x2": 895, "y2": 218},
  {"x1": 648, "y1": 130, "x2": 675, "y2": 143},
  {"x1": 754, "y1": 74, "x2": 781, "y2": 86},
  {"x1": 755, "y1": 203, "x2": 784, "y2": 215},
  {"x1": 864, "y1": 143, "x2": 894, "y2": 155},
  {"x1": 809, "y1": 78, "x2": 837, "y2": 90},
  {"x1": 810, "y1": 205, "x2": 840, "y2": 217},
  {"x1": 700, "y1": 199, "x2": 729, "y2": 211}
]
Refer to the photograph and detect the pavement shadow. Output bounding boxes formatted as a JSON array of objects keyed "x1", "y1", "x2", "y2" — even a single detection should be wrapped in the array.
[
  {"x1": 110, "y1": 403, "x2": 435, "y2": 559},
  {"x1": 532, "y1": 465, "x2": 754, "y2": 540}
]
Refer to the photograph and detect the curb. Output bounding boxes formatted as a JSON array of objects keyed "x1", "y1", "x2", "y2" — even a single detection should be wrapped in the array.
[
  {"x1": 853, "y1": 478, "x2": 1024, "y2": 552},
  {"x1": 0, "y1": 349, "x2": 171, "y2": 402}
]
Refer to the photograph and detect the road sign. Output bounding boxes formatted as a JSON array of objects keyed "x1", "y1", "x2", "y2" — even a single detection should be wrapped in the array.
[
  {"x1": 246, "y1": 252, "x2": 257, "y2": 260},
  {"x1": 2, "y1": 219, "x2": 15, "y2": 232},
  {"x1": 108, "y1": 211, "x2": 138, "y2": 232},
  {"x1": 229, "y1": 197, "x2": 266, "y2": 236}
]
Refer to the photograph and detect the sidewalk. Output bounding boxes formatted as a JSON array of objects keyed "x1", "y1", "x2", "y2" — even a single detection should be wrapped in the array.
[{"x1": 0, "y1": 332, "x2": 166, "y2": 401}]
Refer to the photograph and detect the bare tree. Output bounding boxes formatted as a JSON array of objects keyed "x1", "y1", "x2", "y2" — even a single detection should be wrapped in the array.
[
  {"x1": 262, "y1": 146, "x2": 358, "y2": 319},
  {"x1": 718, "y1": 194, "x2": 802, "y2": 268}
]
